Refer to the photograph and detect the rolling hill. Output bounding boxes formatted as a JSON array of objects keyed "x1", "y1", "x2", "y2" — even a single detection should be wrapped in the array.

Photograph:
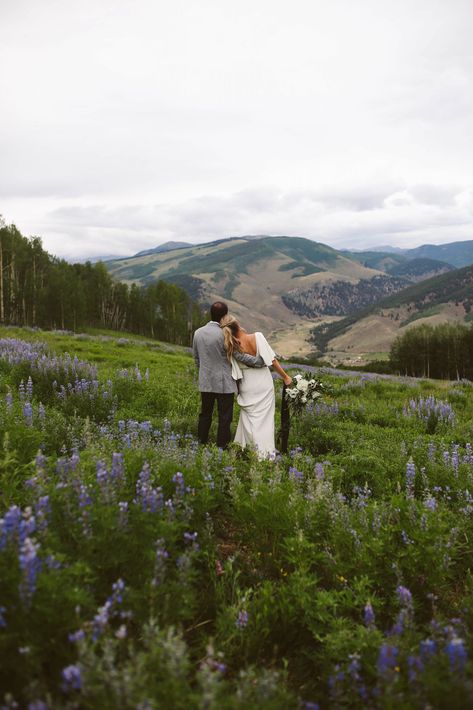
[
  {"x1": 369, "y1": 239, "x2": 473, "y2": 268},
  {"x1": 406, "y1": 240, "x2": 473, "y2": 268},
  {"x1": 106, "y1": 235, "x2": 469, "y2": 358},
  {"x1": 134, "y1": 241, "x2": 192, "y2": 257},
  {"x1": 386, "y1": 257, "x2": 454, "y2": 282},
  {"x1": 310, "y1": 264, "x2": 473, "y2": 361},
  {"x1": 106, "y1": 236, "x2": 414, "y2": 353}
]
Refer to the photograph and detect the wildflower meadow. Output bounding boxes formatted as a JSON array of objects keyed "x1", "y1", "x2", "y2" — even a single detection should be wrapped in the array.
[{"x1": 1, "y1": 326, "x2": 473, "y2": 708}]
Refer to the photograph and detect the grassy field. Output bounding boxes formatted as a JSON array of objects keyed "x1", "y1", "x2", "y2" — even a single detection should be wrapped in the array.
[{"x1": 1, "y1": 326, "x2": 473, "y2": 708}]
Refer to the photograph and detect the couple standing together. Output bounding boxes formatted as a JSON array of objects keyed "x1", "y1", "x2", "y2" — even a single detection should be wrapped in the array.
[{"x1": 192, "y1": 300, "x2": 292, "y2": 458}]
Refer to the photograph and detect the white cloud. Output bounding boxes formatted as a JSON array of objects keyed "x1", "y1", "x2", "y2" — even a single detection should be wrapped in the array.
[
  {"x1": 16, "y1": 181, "x2": 469, "y2": 259},
  {"x1": 1, "y1": 0, "x2": 473, "y2": 257}
]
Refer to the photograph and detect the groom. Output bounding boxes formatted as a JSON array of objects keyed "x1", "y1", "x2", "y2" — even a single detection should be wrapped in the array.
[{"x1": 192, "y1": 300, "x2": 265, "y2": 449}]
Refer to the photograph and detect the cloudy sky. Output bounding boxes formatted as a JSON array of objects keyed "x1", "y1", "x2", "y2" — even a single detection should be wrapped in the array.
[{"x1": 1, "y1": 0, "x2": 473, "y2": 259}]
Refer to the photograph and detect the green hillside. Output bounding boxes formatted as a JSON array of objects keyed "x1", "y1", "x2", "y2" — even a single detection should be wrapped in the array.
[
  {"x1": 106, "y1": 236, "x2": 388, "y2": 342},
  {"x1": 2, "y1": 326, "x2": 473, "y2": 706},
  {"x1": 387, "y1": 257, "x2": 454, "y2": 280},
  {"x1": 311, "y1": 263, "x2": 473, "y2": 353},
  {"x1": 407, "y1": 239, "x2": 473, "y2": 267},
  {"x1": 342, "y1": 249, "x2": 407, "y2": 272},
  {"x1": 109, "y1": 236, "x2": 341, "y2": 285}
]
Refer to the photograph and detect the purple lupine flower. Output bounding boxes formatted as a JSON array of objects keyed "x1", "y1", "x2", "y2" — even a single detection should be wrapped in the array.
[
  {"x1": 172, "y1": 471, "x2": 186, "y2": 497},
  {"x1": 68, "y1": 629, "x2": 86, "y2": 643},
  {"x1": 91, "y1": 604, "x2": 111, "y2": 640},
  {"x1": 111, "y1": 578, "x2": 125, "y2": 604},
  {"x1": 364, "y1": 602, "x2": 375, "y2": 627},
  {"x1": 203, "y1": 472, "x2": 214, "y2": 489},
  {"x1": 78, "y1": 485, "x2": 93, "y2": 536},
  {"x1": 350, "y1": 528, "x2": 361, "y2": 546},
  {"x1": 405, "y1": 460, "x2": 416, "y2": 497},
  {"x1": 397, "y1": 586, "x2": 413, "y2": 607},
  {"x1": 401, "y1": 530, "x2": 413, "y2": 545},
  {"x1": 236, "y1": 609, "x2": 249, "y2": 629},
  {"x1": 407, "y1": 655, "x2": 424, "y2": 683},
  {"x1": 391, "y1": 609, "x2": 407, "y2": 636},
  {"x1": 377, "y1": 644, "x2": 398, "y2": 676},
  {"x1": 26, "y1": 376, "x2": 33, "y2": 399},
  {"x1": 118, "y1": 501, "x2": 128, "y2": 526},
  {"x1": 464, "y1": 443, "x2": 473, "y2": 465},
  {"x1": 353, "y1": 485, "x2": 371, "y2": 509},
  {"x1": 19, "y1": 536, "x2": 42, "y2": 602},
  {"x1": 69, "y1": 450, "x2": 80, "y2": 472},
  {"x1": 27, "y1": 702, "x2": 48, "y2": 710},
  {"x1": 451, "y1": 445, "x2": 460, "y2": 476},
  {"x1": 61, "y1": 664, "x2": 82, "y2": 691},
  {"x1": 315, "y1": 462, "x2": 324, "y2": 480},
  {"x1": 23, "y1": 402, "x2": 33, "y2": 426},
  {"x1": 176, "y1": 552, "x2": 192, "y2": 578},
  {"x1": 151, "y1": 538, "x2": 169, "y2": 587},
  {"x1": 45, "y1": 554, "x2": 61, "y2": 570},
  {"x1": 420, "y1": 638, "x2": 436, "y2": 658},
  {"x1": 184, "y1": 531, "x2": 199, "y2": 551},
  {"x1": 289, "y1": 466, "x2": 304, "y2": 482},
  {"x1": 35, "y1": 496, "x2": 50, "y2": 532},
  {"x1": 328, "y1": 665, "x2": 345, "y2": 690},
  {"x1": 135, "y1": 463, "x2": 163, "y2": 513},
  {"x1": 424, "y1": 495, "x2": 437, "y2": 511},
  {"x1": 0, "y1": 505, "x2": 22, "y2": 549},
  {"x1": 5, "y1": 390, "x2": 13, "y2": 411},
  {"x1": 38, "y1": 403, "x2": 46, "y2": 422},
  {"x1": 111, "y1": 452, "x2": 124, "y2": 481},
  {"x1": 348, "y1": 653, "x2": 362, "y2": 681},
  {"x1": 19, "y1": 380, "x2": 26, "y2": 401},
  {"x1": 0, "y1": 605, "x2": 7, "y2": 628},
  {"x1": 404, "y1": 396, "x2": 455, "y2": 427},
  {"x1": 96, "y1": 460, "x2": 110, "y2": 494},
  {"x1": 427, "y1": 441, "x2": 436, "y2": 460},
  {"x1": 445, "y1": 637, "x2": 468, "y2": 672}
]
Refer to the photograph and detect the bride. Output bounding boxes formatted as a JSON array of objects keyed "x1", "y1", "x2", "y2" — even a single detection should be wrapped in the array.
[{"x1": 220, "y1": 315, "x2": 292, "y2": 458}]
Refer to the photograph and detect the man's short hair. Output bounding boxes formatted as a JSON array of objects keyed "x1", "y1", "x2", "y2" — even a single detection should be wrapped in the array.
[{"x1": 210, "y1": 301, "x2": 228, "y2": 322}]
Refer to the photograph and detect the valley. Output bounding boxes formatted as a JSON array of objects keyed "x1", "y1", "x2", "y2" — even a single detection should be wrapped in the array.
[{"x1": 106, "y1": 235, "x2": 473, "y2": 362}]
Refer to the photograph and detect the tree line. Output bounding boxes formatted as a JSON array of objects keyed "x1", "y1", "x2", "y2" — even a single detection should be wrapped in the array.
[
  {"x1": 0, "y1": 218, "x2": 204, "y2": 345},
  {"x1": 390, "y1": 322, "x2": 473, "y2": 379}
]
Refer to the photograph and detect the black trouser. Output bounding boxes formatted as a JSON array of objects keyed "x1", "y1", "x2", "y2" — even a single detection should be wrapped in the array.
[{"x1": 198, "y1": 392, "x2": 234, "y2": 449}]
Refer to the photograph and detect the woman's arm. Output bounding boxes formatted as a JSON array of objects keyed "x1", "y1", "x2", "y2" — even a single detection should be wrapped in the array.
[{"x1": 271, "y1": 358, "x2": 292, "y2": 386}]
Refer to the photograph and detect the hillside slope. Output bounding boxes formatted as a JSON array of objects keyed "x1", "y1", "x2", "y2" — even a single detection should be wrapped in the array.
[
  {"x1": 107, "y1": 236, "x2": 392, "y2": 338},
  {"x1": 310, "y1": 264, "x2": 473, "y2": 360},
  {"x1": 369, "y1": 239, "x2": 473, "y2": 267},
  {"x1": 107, "y1": 235, "x2": 470, "y2": 359},
  {"x1": 407, "y1": 239, "x2": 473, "y2": 267}
]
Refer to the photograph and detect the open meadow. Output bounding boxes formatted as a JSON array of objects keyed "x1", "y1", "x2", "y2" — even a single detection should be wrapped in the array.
[{"x1": 1, "y1": 326, "x2": 473, "y2": 708}]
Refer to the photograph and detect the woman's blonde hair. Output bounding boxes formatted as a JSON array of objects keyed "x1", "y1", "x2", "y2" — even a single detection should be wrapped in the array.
[{"x1": 220, "y1": 314, "x2": 241, "y2": 361}]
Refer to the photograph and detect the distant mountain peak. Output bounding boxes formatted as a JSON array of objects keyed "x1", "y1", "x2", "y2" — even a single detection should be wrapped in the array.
[{"x1": 134, "y1": 241, "x2": 192, "y2": 257}]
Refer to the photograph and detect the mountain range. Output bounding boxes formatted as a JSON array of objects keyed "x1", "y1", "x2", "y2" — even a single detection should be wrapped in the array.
[
  {"x1": 368, "y1": 239, "x2": 473, "y2": 268},
  {"x1": 105, "y1": 235, "x2": 473, "y2": 360},
  {"x1": 310, "y1": 264, "x2": 473, "y2": 361}
]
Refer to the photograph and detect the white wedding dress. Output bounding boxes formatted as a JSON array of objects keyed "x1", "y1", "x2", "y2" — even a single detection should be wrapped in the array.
[{"x1": 232, "y1": 332, "x2": 276, "y2": 459}]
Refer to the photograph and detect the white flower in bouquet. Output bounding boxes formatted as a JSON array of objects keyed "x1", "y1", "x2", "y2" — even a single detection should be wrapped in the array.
[
  {"x1": 297, "y1": 379, "x2": 309, "y2": 392},
  {"x1": 285, "y1": 372, "x2": 325, "y2": 412}
]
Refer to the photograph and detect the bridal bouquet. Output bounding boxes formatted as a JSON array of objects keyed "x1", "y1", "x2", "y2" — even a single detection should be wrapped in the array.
[{"x1": 284, "y1": 373, "x2": 324, "y2": 413}]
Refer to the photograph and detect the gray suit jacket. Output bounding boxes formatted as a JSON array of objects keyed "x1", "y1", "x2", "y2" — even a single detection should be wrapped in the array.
[{"x1": 192, "y1": 321, "x2": 265, "y2": 393}]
